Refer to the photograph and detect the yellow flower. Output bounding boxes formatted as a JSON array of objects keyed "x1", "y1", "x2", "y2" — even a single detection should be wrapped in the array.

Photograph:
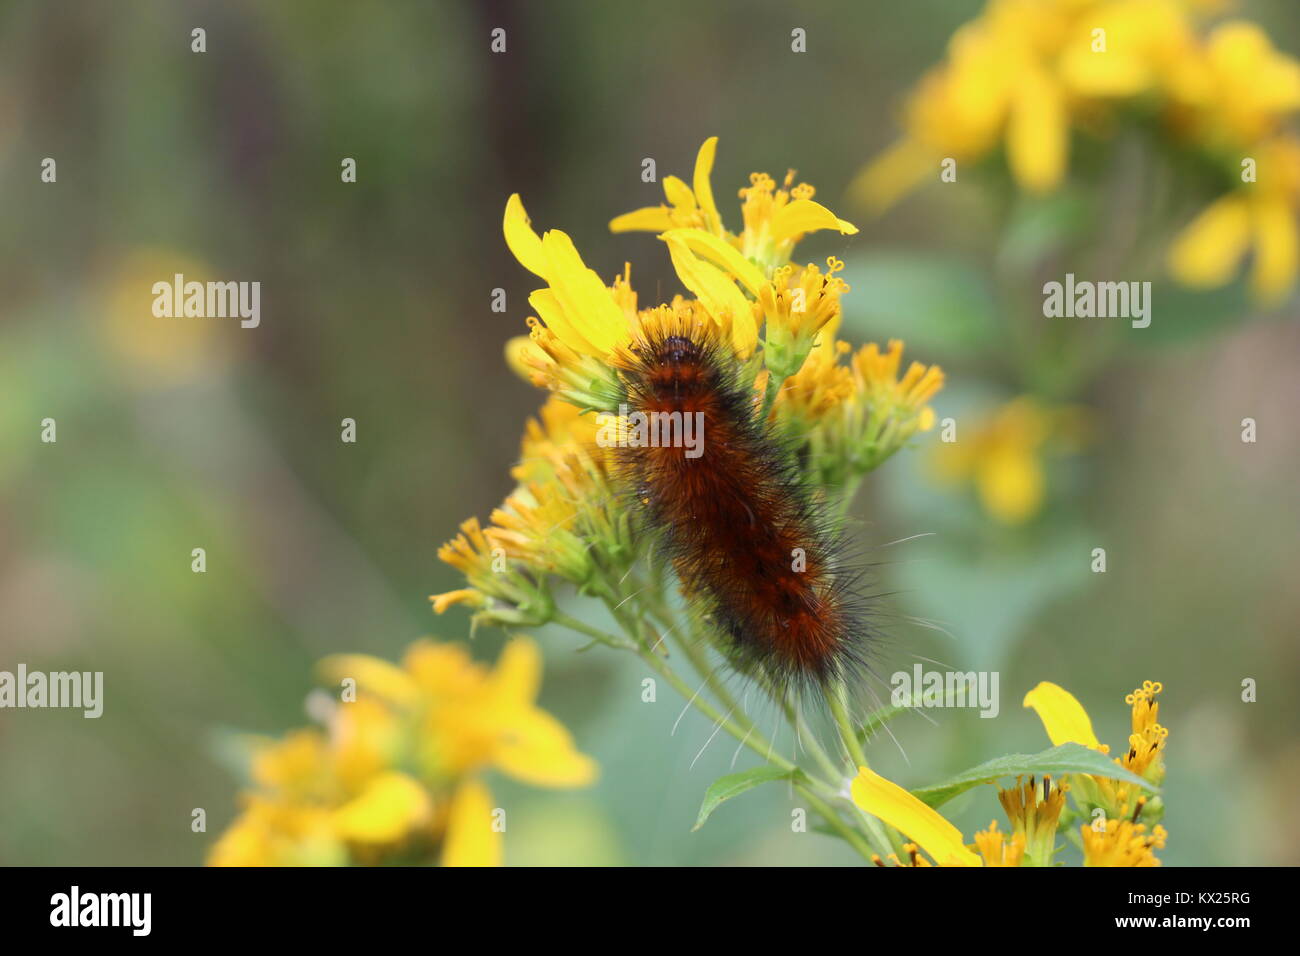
[
  {"x1": 774, "y1": 322, "x2": 855, "y2": 424},
  {"x1": 209, "y1": 636, "x2": 595, "y2": 867},
  {"x1": 1171, "y1": 21, "x2": 1300, "y2": 149},
  {"x1": 611, "y1": 137, "x2": 857, "y2": 274},
  {"x1": 432, "y1": 516, "x2": 553, "y2": 626},
  {"x1": 322, "y1": 636, "x2": 598, "y2": 788},
  {"x1": 760, "y1": 258, "x2": 851, "y2": 381},
  {"x1": 1169, "y1": 134, "x2": 1300, "y2": 303},
  {"x1": 1122, "y1": 681, "x2": 1169, "y2": 783},
  {"x1": 1082, "y1": 819, "x2": 1168, "y2": 867},
  {"x1": 854, "y1": 1, "x2": 1076, "y2": 206},
  {"x1": 332, "y1": 771, "x2": 433, "y2": 845},
  {"x1": 851, "y1": 339, "x2": 945, "y2": 432},
  {"x1": 504, "y1": 194, "x2": 630, "y2": 358},
  {"x1": 973, "y1": 820, "x2": 1027, "y2": 867},
  {"x1": 207, "y1": 795, "x2": 347, "y2": 867},
  {"x1": 849, "y1": 764, "x2": 1077, "y2": 868},
  {"x1": 774, "y1": 334, "x2": 944, "y2": 486},
  {"x1": 507, "y1": 189, "x2": 762, "y2": 370},
  {"x1": 930, "y1": 397, "x2": 1088, "y2": 525},
  {"x1": 432, "y1": 395, "x2": 635, "y2": 620},
  {"x1": 852, "y1": 0, "x2": 1247, "y2": 210},
  {"x1": 101, "y1": 247, "x2": 235, "y2": 388},
  {"x1": 997, "y1": 775, "x2": 1068, "y2": 866},
  {"x1": 850, "y1": 766, "x2": 983, "y2": 867},
  {"x1": 609, "y1": 138, "x2": 858, "y2": 363},
  {"x1": 1024, "y1": 679, "x2": 1168, "y2": 841}
]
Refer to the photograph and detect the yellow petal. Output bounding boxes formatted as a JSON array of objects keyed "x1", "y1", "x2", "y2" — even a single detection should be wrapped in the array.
[
  {"x1": 430, "y1": 587, "x2": 485, "y2": 615},
  {"x1": 610, "y1": 206, "x2": 675, "y2": 233},
  {"x1": 332, "y1": 771, "x2": 432, "y2": 845},
  {"x1": 662, "y1": 175, "x2": 696, "y2": 211},
  {"x1": 1168, "y1": 195, "x2": 1251, "y2": 288},
  {"x1": 1059, "y1": 46, "x2": 1151, "y2": 98},
  {"x1": 504, "y1": 335, "x2": 541, "y2": 383},
  {"x1": 663, "y1": 236, "x2": 759, "y2": 356},
  {"x1": 540, "y1": 230, "x2": 629, "y2": 355},
  {"x1": 769, "y1": 198, "x2": 860, "y2": 245},
  {"x1": 1007, "y1": 70, "x2": 1066, "y2": 193},
  {"x1": 850, "y1": 767, "x2": 982, "y2": 866},
  {"x1": 660, "y1": 227, "x2": 767, "y2": 296},
  {"x1": 1023, "y1": 681, "x2": 1103, "y2": 750},
  {"x1": 503, "y1": 194, "x2": 550, "y2": 280},
  {"x1": 529, "y1": 288, "x2": 600, "y2": 356},
  {"x1": 849, "y1": 138, "x2": 935, "y2": 213},
  {"x1": 1249, "y1": 197, "x2": 1298, "y2": 303},
  {"x1": 493, "y1": 707, "x2": 599, "y2": 788},
  {"x1": 442, "y1": 779, "x2": 502, "y2": 867},
  {"x1": 316, "y1": 654, "x2": 419, "y2": 707},
  {"x1": 693, "y1": 136, "x2": 723, "y2": 234},
  {"x1": 489, "y1": 636, "x2": 542, "y2": 706}
]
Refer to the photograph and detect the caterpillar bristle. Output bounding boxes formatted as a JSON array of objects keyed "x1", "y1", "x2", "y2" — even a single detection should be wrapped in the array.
[{"x1": 613, "y1": 321, "x2": 876, "y2": 698}]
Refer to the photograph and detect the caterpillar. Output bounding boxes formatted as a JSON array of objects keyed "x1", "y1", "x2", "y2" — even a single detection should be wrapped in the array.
[{"x1": 612, "y1": 316, "x2": 870, "y2": 694}]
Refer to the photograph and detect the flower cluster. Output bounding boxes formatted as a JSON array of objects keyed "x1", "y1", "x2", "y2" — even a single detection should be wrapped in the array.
[
  {"x1": 858, "y1": 0, "x2": 1300, "y2": 301},
  {"x1": 435, "y1": 138, "x2": 944, "y2": 623},
  {"x1": 207, "y1": 636, "x2": 595, "y2": 867},
  {"x1": 852, "y1": 680, "x2": 1169, "y2": 866}
]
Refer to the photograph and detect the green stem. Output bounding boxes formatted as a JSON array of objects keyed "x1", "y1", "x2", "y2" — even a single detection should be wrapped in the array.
[
  {"x1": 796, "y1": 784, "x2": 877, "y2": 863},
  {"x1": 826, "y1": 680, "x2": 899, "y2": 857}
]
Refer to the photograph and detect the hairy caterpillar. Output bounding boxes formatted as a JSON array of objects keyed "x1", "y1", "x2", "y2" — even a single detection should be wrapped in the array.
[{"x1": 612, "y1": 318, "x2": 869, "y2": 693}]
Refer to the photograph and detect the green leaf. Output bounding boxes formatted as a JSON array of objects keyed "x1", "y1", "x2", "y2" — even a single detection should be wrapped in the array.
[
  {"x1": 692, "y1": 765, "x2": 801, "y2": 832},
  {"x1": 910, "y1": 743, "x2": 1156, "y2": 809},
  {"x1": 856, "y1": 699, "x2": 916, "y2": 742},
  {"x1": 856, "y1": 691, "x2": 961, "y2": 742},
  {"x1": 998, "y1": 190, "x2": 1093, "y2": 272}
]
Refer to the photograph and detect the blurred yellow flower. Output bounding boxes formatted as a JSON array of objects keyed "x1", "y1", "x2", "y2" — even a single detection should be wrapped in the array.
[
  {"x1": 855, "y1": 1, "x2": 1300, "y2": 302},
  {"x1": 854, "y1": 0, "x2": 1249, "y2": 210},
  {"x1": 1169, "y1": 134, "x2": 1300, "y2": 302},
  {"x1": 1172, "y1": 21, "x2": 1300, "y2": 149},
  {"x1": 208, "y1": 636, "x2": 595, "y2": 867},
  {"x1": 929, "y1": 397, "x2": 1088, "y2": 525},
  {"x1": 101, "y1": 247, "x2": 233, "y2": 388}
]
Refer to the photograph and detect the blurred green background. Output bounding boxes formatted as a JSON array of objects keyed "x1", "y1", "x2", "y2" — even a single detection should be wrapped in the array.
[{"x1": 1, "y1": 0, "x2": 1296, "y2": 866}]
